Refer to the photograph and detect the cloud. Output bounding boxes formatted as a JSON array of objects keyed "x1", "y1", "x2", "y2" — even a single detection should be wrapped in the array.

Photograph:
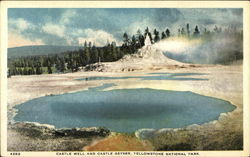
[
  {"x1": 8, "y1": 31, "x2": 44, "y2": 48},
  {"x1": 60, "y1": 9, "x2": 77, "y2": 24},
  {"x1": 39, "y1": 9, "x2": 77, "y2": 44},
  {"x1": 152, "y1": 9, "x2": 184, "y2": 28},
  {"x1": 126, "y1": 19, "x2": 155, "y2": 35},
  {"x1": 42, "y1": 23, "x2": 65, "y2": 37},
  {"x1": 78, "y1": 29, "x2": 120, "y2": 46},
  {"x1": 9, "y1": 18, "x2": 35, "y2": 32}
]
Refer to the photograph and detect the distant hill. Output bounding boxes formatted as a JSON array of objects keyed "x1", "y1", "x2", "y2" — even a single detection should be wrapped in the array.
[{"x1": 8, "y1": 45, "x2": 81, "y2": 58}]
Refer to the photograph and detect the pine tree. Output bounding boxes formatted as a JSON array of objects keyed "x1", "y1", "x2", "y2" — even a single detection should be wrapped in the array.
[
  {"x1": 79, "y1": 48, "x2": 85, "y2": 66},
  {"x1": 31, "y1": 66, "x2": 35, "y2": 75},
  {"x1": 145, "y1": 27, "x2": 150, "y2": 35},
  {"x1": 48, "y1": 65, "x2": 52, "y2": 74},
  {"x1": 47, "y1": 59, "x2": 52, "y2": 74},
  {"x1": 153, "y1": 29, "x2": 160, "y2": 43},
  {"x1": 72, "y1": 60, "x2": 78, "y2": 72},
  {"x1": 161, "y1": 32, "x2": 166, "y2": 39},
  {"x1": 35, "y1": 63, "x2": 42, "y2": 75},
  {"x1": 88, "y1": 42, "x2": 92, "y2": 48},
  {"x1": 136, "y1": 29, "x2": 144, "y2": 48},
  {"x1": 84, "y1": 40, "x2": 88, "y2": 48},
  {"x1": 116, "y1": 47, "x2": 123, "y2": 59},
  {"x1": 145, "y1": 27, "x2": 153, "y2": 43},
  {"x1": 186, "y1": 23, "x2": 190, "y2": 37},
  {"x1": 22, "y1": 67, "x2": 26, "y2": 75},
  {"x1": 166, "y1": 29, "x2": 170, "y2": 37},
  {"x1": 18, "y1": 68, "x2": 23, "y2": 75},
  {"x1": 67, "y1": 53, "x2": 73, "y2": 72},
  {"x1": 181, "y1": 28, "x2": 185, "y2": 36},
  {"x1": 28, "y1": 68, "x2": 33, "y2": 75},
  {"x1": 194, "y1": 25, "x2": 200, "y2": 36},
  {"x1": 123, "y1": 32, "x2": 129, "y2": 47},
  {"x1": 99, "y1": 49, "x2": 104, "y2": 62},
  {"x1": 91, "y1": 45, "x2": 99, "y2": 63},
  {"x1": 59, "y1": 58, "x2": 66, "y2": 72},
  {"x1": 139, "y1": 34, "x2": 145, "y2": 47},
  {"x1": 131, "y1": 35, "x2": 137, "y2": 49},
  {"x1": 83, "y1": 46, "x2": 90, "y2": 64}
]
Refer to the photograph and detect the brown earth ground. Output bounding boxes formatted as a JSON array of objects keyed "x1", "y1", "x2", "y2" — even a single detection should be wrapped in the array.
[
  {"x1": 84, "y1": 134, "x2": 154, "y2": 151},
  {"x1": 7, "y1": 63, "x2": 243, "y2": 151}
]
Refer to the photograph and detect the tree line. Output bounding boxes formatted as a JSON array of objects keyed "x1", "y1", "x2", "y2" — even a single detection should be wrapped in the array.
[{"x1": 8, "y1": 24, "x2": 242, "y2": 76}]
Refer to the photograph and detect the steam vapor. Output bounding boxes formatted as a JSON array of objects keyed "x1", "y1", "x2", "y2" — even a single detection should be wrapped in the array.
[{"x1": 154, "y1": 34, "x2": 243, "y2": 64}]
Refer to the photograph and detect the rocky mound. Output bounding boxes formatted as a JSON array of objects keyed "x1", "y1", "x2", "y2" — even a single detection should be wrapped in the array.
[
  {"x1": 84, "y1": 45, "x2": 187, "y2": 72},
  {"x1": 120, "y1": 46, "x2": 185, "y2": 65}
]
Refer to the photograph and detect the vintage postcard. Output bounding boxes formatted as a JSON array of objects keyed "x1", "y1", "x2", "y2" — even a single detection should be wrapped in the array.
[{"x1": 0, "y1": 1, "x2": 250, "y2": 157}]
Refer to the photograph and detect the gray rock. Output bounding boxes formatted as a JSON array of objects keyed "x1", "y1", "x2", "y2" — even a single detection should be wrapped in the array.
[{"x1": 10, "y1": 122, "x2": 110, "y2": 139}]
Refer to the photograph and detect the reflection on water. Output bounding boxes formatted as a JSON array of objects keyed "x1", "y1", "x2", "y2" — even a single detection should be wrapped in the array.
[
  {"x1": 14, "y1": 84, "x2": 235, "y2": 133},
  {"x1": 78, "y1": 73, "x2": 209, "y2": 81}
]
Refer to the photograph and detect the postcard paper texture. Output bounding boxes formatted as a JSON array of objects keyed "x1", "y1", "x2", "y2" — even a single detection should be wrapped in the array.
[{"x1": 0, "y1": 1, "x2": 250, "y2": 157}]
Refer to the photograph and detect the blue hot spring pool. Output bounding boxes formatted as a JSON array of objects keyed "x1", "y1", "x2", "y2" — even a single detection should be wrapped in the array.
[{"x1": 14, "y1": 84, "x2": 235, "y2": 133}]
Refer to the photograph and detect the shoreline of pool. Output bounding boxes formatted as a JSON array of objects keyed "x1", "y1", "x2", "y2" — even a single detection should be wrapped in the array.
[{"x1": 9, "y1": 86, "x2": 238, "y2": 132}]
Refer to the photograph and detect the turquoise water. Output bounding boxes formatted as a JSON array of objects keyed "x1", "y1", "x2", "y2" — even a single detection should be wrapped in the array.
[
  {"x1": 14, "y1": 84, "x2": 235, "y2": 133},
  {"x1": 77, "y1": 73, "x2": 209, "y2": 81}
]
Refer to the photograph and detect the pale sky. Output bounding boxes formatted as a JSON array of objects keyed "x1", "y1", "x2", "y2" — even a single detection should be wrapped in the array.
[{"x1": 8, "y1": 8, "x2": 242, "y2": 48}]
